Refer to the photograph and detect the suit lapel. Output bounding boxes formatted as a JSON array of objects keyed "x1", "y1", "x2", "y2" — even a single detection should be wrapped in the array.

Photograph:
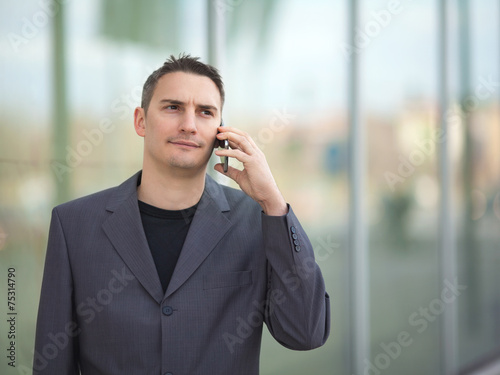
[
  {"x1": 165, "y1": 175, "x2": 232, "y2": 299},
  {"x1": 102, "y1": 172, "x2": 164, "y2": 304},
  {"x1": 101, "y1": 172, "x2": 233, "y2": 302}
]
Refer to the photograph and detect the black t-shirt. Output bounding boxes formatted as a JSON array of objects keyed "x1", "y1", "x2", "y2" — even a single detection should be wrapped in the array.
[{"x1": 138, "y1": 200, "x2": 198, "y2": 293}]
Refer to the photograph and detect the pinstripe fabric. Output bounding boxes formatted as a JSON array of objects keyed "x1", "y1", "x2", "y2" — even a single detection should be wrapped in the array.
[{"x1": 33, "y1": 171, "x2": 330, "y2": 375}]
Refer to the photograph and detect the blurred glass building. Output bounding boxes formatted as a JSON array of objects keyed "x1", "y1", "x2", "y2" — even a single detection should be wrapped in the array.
[{"x1": 0, "y1": 0, "x2": 499, "y2": 374}]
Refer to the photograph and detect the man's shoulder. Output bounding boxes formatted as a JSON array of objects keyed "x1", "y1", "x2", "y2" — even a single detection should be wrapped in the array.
[
  {"x1": 54, "y1": 186, "x2": 117, "y2": 215},
  {"x1": 219, "y1": 183, "x2": 247, "y2": 200},
  {"x1": 53, "y1": 171, "x2": 140, "y2": 216}
]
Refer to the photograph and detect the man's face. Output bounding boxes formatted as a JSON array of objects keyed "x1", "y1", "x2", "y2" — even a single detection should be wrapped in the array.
[{"x1": 134, "y1": 71, "x2": 222, "y2": 173}]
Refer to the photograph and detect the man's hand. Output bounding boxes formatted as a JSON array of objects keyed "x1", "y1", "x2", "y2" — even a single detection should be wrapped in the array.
[{"x1": 214, "y1": 126, "x2": 288, "y2": 216}]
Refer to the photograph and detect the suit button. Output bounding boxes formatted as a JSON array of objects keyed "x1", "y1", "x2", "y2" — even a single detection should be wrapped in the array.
[
  {"x1": 290, "y1": 226, "x2": 296, "y2": 234},
  {"x1": 295, "y1": 245, "x2": 301, "y2": 252},
  {"x1": 162, "y1": 306, "x2": 174, "y2": 316},
  {"x1": 292, "y1": 233, "x2": 298, "y2": 240},
  {"x1": 293, "y1": 240, "x2": 299, "y2": 246}
]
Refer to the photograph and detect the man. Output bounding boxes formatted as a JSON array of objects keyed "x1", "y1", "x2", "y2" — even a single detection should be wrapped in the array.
[{"x1": 34, "y1": 54, "x2": 330, "y2": 375}]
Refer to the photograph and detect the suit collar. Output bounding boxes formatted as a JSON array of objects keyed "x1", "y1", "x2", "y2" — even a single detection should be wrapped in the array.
[
  {"x1": 102, "y1": 170, "x2": 232, "y2": 302},
  {"x1": 105, "y1": 171, "x2": 230, "y2": 213}
]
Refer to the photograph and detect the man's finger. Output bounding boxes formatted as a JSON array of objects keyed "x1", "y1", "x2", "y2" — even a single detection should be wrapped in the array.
[
  {"x1": 217, "y1": 127, "x2": 257, "y2": 154},
  {"x1": 215, "y1": 146, "x2": 251, "y2": 163},
  {"x1": 214, "y1": 163, "x2": 240, "y2": 182}
]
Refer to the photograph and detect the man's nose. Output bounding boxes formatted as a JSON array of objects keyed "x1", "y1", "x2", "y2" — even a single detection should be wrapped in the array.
[{"x1": 179, "y1": 111, "x2": 197, "y2": 133}]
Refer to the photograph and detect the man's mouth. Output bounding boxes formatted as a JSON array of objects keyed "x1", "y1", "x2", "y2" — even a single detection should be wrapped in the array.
[{"x1": 169, "y1": 140, "x2": 200, "y2": 149}]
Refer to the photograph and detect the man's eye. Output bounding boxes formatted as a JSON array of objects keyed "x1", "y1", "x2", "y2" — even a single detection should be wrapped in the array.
[
  {"x1": 165, "y1": 105, "x2": 178, "y2": 110},
  {"x1": 202, "y1": 110, "x2": 213, "y2": 116}
]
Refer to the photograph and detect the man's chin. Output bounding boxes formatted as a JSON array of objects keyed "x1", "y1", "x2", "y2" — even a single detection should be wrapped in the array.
[{"x1": 166, "y1": 157, "x2": 208, "y2": 172}]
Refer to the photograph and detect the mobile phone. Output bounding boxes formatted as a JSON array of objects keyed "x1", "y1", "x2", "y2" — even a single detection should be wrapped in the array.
[{"x1": 218, "y1": 120, "x2": 229, "y2": 173}]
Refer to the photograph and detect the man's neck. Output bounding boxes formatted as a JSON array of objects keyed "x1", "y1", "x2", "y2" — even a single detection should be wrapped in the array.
[{"x1": 137, "y1": 165, "x2": 206, "y2": 211}]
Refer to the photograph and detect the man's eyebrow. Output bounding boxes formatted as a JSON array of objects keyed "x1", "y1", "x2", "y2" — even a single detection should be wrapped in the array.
[
  {"x1": 198, "y1": 104, "x2": 219, "y2": 112},
  {"x1": 159, "y1": 99, "x2": 184, "y2": 105},
  {"x1": 159, "y1": 99, "x2": 219, "y2": 113}
]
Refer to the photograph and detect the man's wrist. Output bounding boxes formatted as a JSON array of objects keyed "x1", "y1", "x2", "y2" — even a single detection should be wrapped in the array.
[{"x1": 260, "y1": 196, "x2": 288, "y2": 216}]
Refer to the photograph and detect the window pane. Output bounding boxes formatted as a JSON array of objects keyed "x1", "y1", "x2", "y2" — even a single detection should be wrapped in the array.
[
  {"x1": 362, "y1": 0, "x2": 440, "y2": 373},
  {"x1": 453, "y1": 0, "x2": 500, "y2": 368}
]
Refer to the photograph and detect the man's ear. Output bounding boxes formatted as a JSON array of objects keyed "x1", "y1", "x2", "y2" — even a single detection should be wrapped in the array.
[{"x1": 134, "y1": 107, "x2": 146, "y2": 137}]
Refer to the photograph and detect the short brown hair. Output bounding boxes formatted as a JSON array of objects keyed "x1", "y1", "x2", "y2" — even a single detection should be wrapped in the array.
[{"x1": 141, "y1": 54, "x2": 225, "y2": 113}]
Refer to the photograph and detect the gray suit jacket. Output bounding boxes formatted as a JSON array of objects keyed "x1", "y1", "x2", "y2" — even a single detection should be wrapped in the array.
[{"x1": 33, "y1": 171, "x2": 330, "y2": 375}]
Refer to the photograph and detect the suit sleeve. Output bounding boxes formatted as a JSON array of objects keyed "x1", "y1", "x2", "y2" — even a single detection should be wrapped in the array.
[
  {"x1": 33, "y1": 208, "x2": 80, "y2": 374},
  {"x1": 262, "y1": 205, "x2": 330, "y2": 350}
]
